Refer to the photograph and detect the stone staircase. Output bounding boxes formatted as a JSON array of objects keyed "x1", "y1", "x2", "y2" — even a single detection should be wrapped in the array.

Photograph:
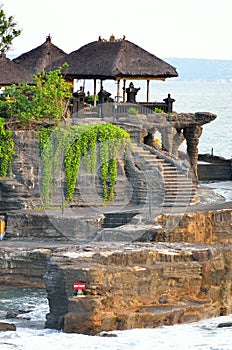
[
  {"x1": 67, "y1": 142, "x2": 197, "y2": 210},
  {"x1": 130, "y1": 142, "x2": 197, "y2": 207},
  {"x1": 0, "y1": 178, "x2": 38, "y2": 210}
]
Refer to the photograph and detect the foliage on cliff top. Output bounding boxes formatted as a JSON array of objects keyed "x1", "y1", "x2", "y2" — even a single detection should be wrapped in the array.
[
  {"x1": 39, "y1": 123, "x2": 130, "y2": 205},
  {"x1": 0, "y1": 65, "x2": 72, "y2": 125},
  {"x1": 0, "y1": 117, "x2": 14, "y2": 177}
]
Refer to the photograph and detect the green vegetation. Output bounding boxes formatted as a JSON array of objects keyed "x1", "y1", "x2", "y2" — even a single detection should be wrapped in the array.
[
  {"x1": 87, "y1": 94, "x2": 99, "y2": 102},
  {"x1": 128, "y1": 107, "x2": 138, "y2": 115},
  {"x1": 155, "y1": 107, "x2": 164, "y2": 113},
  {"x1": 0, "y1": 5, "x2": 21, "y2": 53},
  {"x1": 39, "y1": 123, "x2": 130, "y2": 205},
  {"x1": 0, "y1": 65, "x2": 71, "y2": 181},
  {"x1": 0, "y1": 118, "x2": 14, "y2": 176},
  {"x1": 0, "y1": 65, "x2": 72, "y2": 123}
]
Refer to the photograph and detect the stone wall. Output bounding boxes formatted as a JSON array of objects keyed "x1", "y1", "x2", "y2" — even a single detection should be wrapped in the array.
[
  {"x1": 0, "y1": 130, "x2": 41, "y2": 210},
  {"x1": 5, "y1": 210, "x2": 104, "y2": 241},
  {"x1": 198, "y1": 163, "x2": 232, "y2": 181}
]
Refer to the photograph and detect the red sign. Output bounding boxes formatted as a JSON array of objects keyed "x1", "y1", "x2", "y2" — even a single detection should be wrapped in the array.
[{"x1": 73, "y1": 282, "x2": 86, "y2": 291}]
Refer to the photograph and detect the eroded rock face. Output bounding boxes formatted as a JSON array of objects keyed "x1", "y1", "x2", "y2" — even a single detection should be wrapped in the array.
[
  {"x1": 44, "y1": 242, "x2": 232, "y2": 335},
  {"x1": 154, "y1": 209, "x2": 232, "y2": 244},
  {"x1": 0, "y1": 247, "x2": 51, "y2": 290}
]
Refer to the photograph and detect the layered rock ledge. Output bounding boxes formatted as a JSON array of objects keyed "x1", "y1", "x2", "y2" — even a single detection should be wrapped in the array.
[
  {"x1": 44, "y1": 242, "x2": 232, "y2": 334},
  {"x1": 0, "y1": 202, "x2": 232, "y2": 334},
  {"x1": 1, "y1": 229, "x2": 232, "y2": 335}
]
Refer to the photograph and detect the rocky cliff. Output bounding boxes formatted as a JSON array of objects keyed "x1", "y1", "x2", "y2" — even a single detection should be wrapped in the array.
[
  {"x1": 0, "y1": 205, "x2": 231, "y2": 335},
  {"x1": 0, "y1": 239, "x2": 232, "y2": 335},
  {"x1": 45, "y1": 242, "x2": 232, "y2": 335}
]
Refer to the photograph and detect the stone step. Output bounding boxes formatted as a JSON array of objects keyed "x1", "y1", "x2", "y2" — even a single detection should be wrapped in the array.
[
  {"x1": 164, "y1": 177, "x2": 193, "y2": 183},
  {"x1": 129, "y1": 142, "x2": 197, "y2": 207},
  {"x1": 164, "y1": 190, "x2": 196, "y2": 198},
  {"x1": 0, "y1": 199, "x2": 24, "y2": 210},
  {"x1": 165, "y1": 185, "x2": 195, "y2": 192},
  {"x1": 163, "y1": 201, "x2": 194, "y2": 207},
  {"x1": 134, "y1": 156, "x2": 165, "y2": 164},
  {"x1": 164, "y1": 195, "x2": 194, "y2": 200}
]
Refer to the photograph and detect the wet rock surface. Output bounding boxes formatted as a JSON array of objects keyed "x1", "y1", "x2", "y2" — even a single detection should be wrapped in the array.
[
  {"x1": 217, "y1": 322, "x2": 232, "y2": 328},
  {"x1": 5, "y1": 309, "x2": 32, "y2": 319},
  {"x1": 0, "y1": 322, "x2": 16, "y2": 331}
]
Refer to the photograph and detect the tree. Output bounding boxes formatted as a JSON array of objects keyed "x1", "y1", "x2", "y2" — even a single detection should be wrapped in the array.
[
  {"x1": 1, "y1": 65, "x2": 72, "y2": 123},
  {"x1": 0, "y1": 5, "x2": 21, "y2": 53}
]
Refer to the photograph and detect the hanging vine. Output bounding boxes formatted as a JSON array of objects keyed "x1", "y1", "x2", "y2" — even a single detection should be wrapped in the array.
[
  {"x1": 39, "y1": 123, "x2": 130, "y2": 206},
  {"x1": 39, "y1": 127, "x2": 53, "y2": 203},
  {"x1": 0, "y1": 118, "x2": 15, "y2": 177}
]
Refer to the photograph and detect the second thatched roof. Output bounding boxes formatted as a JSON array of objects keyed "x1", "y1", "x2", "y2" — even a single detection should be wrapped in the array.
[
  {"x1": 13, "y1": 35, "x2": 68, "y2": 75},
  {"x1": 0, "y1": 52, "x2": 33, "y2": 87},
  {"x1": 47, "y1": 38, "x2": 178, "y2": 80}
]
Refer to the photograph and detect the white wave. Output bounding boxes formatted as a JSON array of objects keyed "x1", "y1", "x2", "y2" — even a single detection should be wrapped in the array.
[{"x1": 0, "y1": 314, "x2": 232, "y2": 350}]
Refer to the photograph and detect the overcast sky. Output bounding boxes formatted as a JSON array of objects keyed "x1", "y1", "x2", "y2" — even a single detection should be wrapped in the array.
[{"x1": 2, "y1": 0, "x2": 232, "y2": 60}]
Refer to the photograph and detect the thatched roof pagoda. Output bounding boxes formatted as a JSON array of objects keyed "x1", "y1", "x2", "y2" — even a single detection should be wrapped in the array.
[
  {"x1": 0, "y1": 52, "x2": 33, "y2": 87},
  {"x1": 47, "y1": 36, "x2": 178, "y2": 104},
  {"x1": 49, "y1": 36, "x2": 178, "y2": 80},
  {"x1": 13, "y1": 35, "x2": 68, "y2": 75}
]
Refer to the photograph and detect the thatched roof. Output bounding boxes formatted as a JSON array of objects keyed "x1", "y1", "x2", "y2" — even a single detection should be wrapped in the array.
[
  {"x1": 47, "y1": 38, "x2": 178, "y2": 80},
  {"x1": 0, "y1": 52, "x2": 33, "y2": 86},
  {"x1": 13, "y1": 35, "x2": 68, "y2": 75}
]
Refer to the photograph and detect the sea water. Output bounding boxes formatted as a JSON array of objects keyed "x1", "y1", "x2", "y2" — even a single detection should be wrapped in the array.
[{"x1": 0, "y1": 81, "x2": 232, "y2": 349}]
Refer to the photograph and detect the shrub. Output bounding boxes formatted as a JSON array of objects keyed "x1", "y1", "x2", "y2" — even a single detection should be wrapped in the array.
[
  {"x1": 155, "y1": 107, "x2": 164, "y2": 113},
  {"x1": 128, "y1": 107, "x2": 138, "y2": 115},
  {"x1": 0, "y1": 118, "x2": 14, "y2": 177},
  {"x1": 1, "y1": 65, "x2": 72, "y2": 123}
]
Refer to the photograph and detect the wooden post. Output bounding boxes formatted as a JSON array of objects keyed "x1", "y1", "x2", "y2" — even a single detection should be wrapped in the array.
[
  {"x1": 93, "y1": 79, "x2": 97, "y2": 107},
  {"x1": 117, "y1": 80, "x2": 120, "y2": 103},
  {"x1": 123, "y1": 79, "x2": 126, "y2": 102},
  {"x1": 147, "y1": 79, "x2": 150, "y2": 102}
]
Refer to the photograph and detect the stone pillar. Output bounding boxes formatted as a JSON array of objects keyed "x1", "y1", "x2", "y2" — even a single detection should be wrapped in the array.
[
  {"x1": 172, "y1": 128, "x2": 185, "y2": 158},
  {"x1": 160, "y1": 127, "x2": 176, "y2": 154},
  {"x1": 183, "y1": 125, "x2": 202, "y2": 185}
]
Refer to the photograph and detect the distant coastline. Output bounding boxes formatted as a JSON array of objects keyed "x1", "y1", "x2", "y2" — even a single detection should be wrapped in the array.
[{"x1": 166, "y1": 57, "x2": 232, "y2": 82}]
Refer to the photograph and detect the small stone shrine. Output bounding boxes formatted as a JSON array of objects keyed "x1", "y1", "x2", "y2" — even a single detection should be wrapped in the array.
[{"x1": 125, "y1": 82, "x2": 140, "y2": 103}]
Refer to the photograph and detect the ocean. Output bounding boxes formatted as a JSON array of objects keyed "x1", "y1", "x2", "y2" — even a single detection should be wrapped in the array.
[{"x1": 0, "y1": 80, "x2": 232, "y2": 349}]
